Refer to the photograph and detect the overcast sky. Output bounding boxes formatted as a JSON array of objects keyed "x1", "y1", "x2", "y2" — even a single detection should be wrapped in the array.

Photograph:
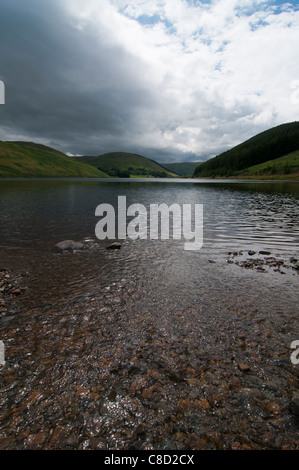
[{"x1": 0, "y1": 0, "x2": 298, "y2": 163}]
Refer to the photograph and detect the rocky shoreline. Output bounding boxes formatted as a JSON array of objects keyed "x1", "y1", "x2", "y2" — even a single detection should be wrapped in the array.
[
  {"x1": 226, "y1": 250, "x2": 299, "y2": 275},
  {"x1": 0, "y1": 242, "x2": 298, "y2": 450}
]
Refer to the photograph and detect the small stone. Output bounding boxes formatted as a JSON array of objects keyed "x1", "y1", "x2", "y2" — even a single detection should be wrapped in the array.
[
  {"x1": 256, "y1": 267, "x2": 266, "y2": 272},
  {"x1": 23, "y1": 390, "x2": 43, "y2": 408},
  {"x1": 238, "y1": 363, "x2": 251, "y2": 372},
  {"x1": 65, "y1": 433, "x2": 78, "y2": 447},
  {"x1": 176, "y1": 399, "x2": 193, "y2": 410},
  {"x1": 54, "y1": 240, "x2": 84, "y2": 252},
  {"x1": 106, "y1": 242, "x2": 121, "y2": 250},
  {"x1": 25, "y1": 432, "x2": 47, "y2": 448},
  {"x1": 248, "y1": 250, "x2": 256, "y2": 256},
  {"x1": 12, "y1": 289, "x2": 21, "y2": 295},
  {"x1": 195, "y1": 398, "x2": 210, "y2": 409},
  {"x1": 74, "y1": 386, "x2": 90, "y2": 397},
  {"x1": 89, "y1": 392, "x2": 100, "y2": 400},
  {"x1": 186, "y1": 378, "x2": 201, "y2": 386},
  {"x1": 176, "y1": 432, "x2": 186, "y2": 443},
  {"x1": 265, "y1": 401, "x2": 281, "y2": 416},
  {"x1": 141, "y1": 388, "x2": 153, "y2": 399},
  {"x1": 49, "y1": 426, "x2": 64, "y2": 446}
]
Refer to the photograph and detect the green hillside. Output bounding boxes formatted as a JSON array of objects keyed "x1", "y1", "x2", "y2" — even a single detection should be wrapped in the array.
[
  {"x1": 193, "y1": 122, "x2": 299, "y2": 178},
  {"x1": 76, "y1": 152, "x2": 178, "y2": 178},
  {"x1": 160, "y1": 161, "x2": 199, "y2": 177},
  {"x1": 240, "y1": 149, "x2": 299, "y2": 179},
  {"x1": 0, "y1": 141, "x2": 109, "y2": 178}
]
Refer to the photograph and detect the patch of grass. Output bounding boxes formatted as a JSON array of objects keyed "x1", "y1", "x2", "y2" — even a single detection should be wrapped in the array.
[{"x1": 239, "y1": 150, "x2": 299, "y2": 179}]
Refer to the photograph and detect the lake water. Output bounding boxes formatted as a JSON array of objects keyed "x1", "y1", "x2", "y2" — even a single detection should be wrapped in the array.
[
  {"x1": 0, "y1": 178, "x2": 298, "y2": 254},
  {"x1": 0, "y1": 178, "x2": 299, "y2": 450}
]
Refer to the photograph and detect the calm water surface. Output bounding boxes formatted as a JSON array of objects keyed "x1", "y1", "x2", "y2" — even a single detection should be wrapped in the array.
[{"x1": 0, "y1": 178, "x2": 298, "y2": 254}]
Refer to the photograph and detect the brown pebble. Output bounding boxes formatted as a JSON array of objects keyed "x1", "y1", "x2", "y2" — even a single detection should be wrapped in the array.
[
  {"x1": 195, "y1": 398, "x2": 210, "y2": 409},
  {"x1": 141, "y1": 388, "x2": 153, "y2": 399},
  {"x1": 238, "y1": 363, "x2": 251, "y2": 372},
  {"x1": 177, "y1": 399, "x2": 193, "y2": 410},
  {"x1": 74, "y1": 386, "x2": 90, "y2": 397},
  {"x1": 265, "y1": 401, "x2": 281, "y2": 416},
  {"x1": 12, "y1": 289, "x2": 21, "y2": 295},
  {"x1": 49, "y1": 425, "x2": 64, "y2": 446},
  {"x1": 89, "y1": 392, "x2": 100, "y2": 400},
  {"x1": 186, "y1": 378, "x2": 201, "y2": 386},
  {"x1": 25, "y1": 432, "x2": 47, "y2": 448},
  {"x1": 23, "y1": 390, "x2": 43, "y2": 409}
]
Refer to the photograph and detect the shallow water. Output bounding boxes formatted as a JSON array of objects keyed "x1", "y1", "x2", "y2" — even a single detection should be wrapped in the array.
[{"x1": 0, "y1": 179, "x2": 298, "y2": 450}]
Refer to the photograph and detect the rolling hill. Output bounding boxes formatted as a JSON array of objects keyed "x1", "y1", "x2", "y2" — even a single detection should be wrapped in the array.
[
  {"x1": 0, "y1": 141, "x2": 109, "y2": 178},
  {"x1": 193, "y1": 122, "x2": 299, "y2": 178},
  {"x1": 75, "y1": 152, "x2": 178, "y2": 178}
]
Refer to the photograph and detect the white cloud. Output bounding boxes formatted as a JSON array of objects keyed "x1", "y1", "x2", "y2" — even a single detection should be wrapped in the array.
[{"x1": 97, "y1": 1, "x2": 299, "y2": 152}]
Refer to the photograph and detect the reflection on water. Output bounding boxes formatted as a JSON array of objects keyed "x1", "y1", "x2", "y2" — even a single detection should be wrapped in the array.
[{"x1": 0, "y1": 179, "x2": 298, "y2": 253}]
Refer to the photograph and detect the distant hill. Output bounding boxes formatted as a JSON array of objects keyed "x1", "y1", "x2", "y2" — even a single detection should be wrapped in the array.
[
  {"x1": 0, "y1": 141, "x2": 109, "y2": 178},
  {"x1": 160, "y1": 161, "x2": 199, "y2": 177},
  {"x1": 193, "y1": 122, "x2": 299, "y2": 178},
  {"x1": 76, "y1": 152, "x2": 178, "y2": 177}
]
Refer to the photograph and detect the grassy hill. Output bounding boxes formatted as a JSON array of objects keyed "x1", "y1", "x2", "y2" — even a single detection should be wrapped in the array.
[
  {"x1": 160, "y1": 161, "x2": 199, "y2": 177},
  {"x1": 239, "y1": 149, "x2": 299, "y2": 180},
  {"x1": 76, "y1": 152, "x2": 178, "y2": 178},
  {"x1": 0, "y1": 141, "x2": 109, "y2": 178},
  {"x1": 193, "y1": 122, "x2": 299, "y2": 178}
]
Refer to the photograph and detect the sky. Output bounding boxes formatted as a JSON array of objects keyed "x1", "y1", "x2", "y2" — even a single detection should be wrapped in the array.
[{"x1": 0, "y1": 0, "x2": 298, "y2": 163}]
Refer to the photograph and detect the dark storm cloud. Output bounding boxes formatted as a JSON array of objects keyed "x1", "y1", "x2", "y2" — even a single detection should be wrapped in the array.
[{"x1": 0, "y1": 0, "x2": 158, "y2": 156}]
